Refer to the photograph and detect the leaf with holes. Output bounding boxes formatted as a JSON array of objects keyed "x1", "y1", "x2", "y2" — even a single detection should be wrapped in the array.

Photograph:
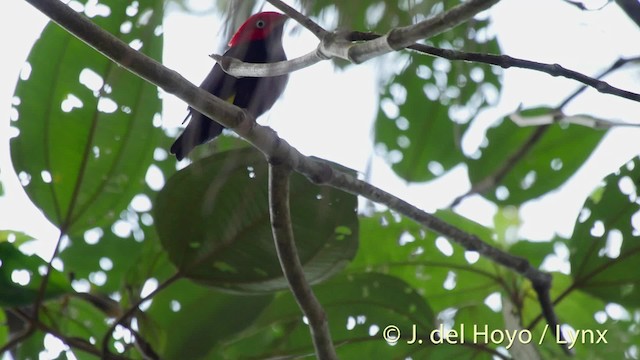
[
  {"x1": 468, "y1": 109, "x2": 606, "y2": 205},
  {"x1": 521, "y1": 273, "x2": 639, "y2": 359},
  {"x1": 349, "y1": 210, "x2": 507, "y2": 341},
  {"x1": 139, "y1": 279, "x2": 273, "y2": 359},
  {"x1": 208, "y1": 272, "x2": 434, "y2": 359},
  {"x1": 10, "y1": 0, "x2": 164, "y2": 236},
  {"x1": 374, "y1": 14, "x2": 501, "y2": 182},
  {"x1": 0, "y1": 242, "x2": 72, "y2": 307},
  {"x1": 569, "y1": 156, "x2": 640, "y2": 307},
  {"x1": 154, "y1": 147, "x2": 359, "y2": 293}
]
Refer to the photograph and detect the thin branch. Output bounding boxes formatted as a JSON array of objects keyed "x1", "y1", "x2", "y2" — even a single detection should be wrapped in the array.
[
  {"x1": 407, "y1": 46, "x2": 640, "y2": 103},
  {"x1": 24, "y1": 0, "x2": 569, "y2": 355},
  {"x1": 101, "y1": 272, "x2": 181, "y2": 357},
  {"x1": 266, "y1": 0, "x2": 328, "y2": 38},
  {"x1": 6, "y1": 308, "x2": 130, "y2": 360},
  {"x1": 616, "y1": 0, "x2": 640, "y2": 28},
  {"x1": 268, "y1": 161, "x2": 337, "y2": 360},
  {"x1": 348, "y1": 0, "x2": 501, "y2": 63},
  {"x1": 562, "y1": 0, "x2": 611, "y2": 11},
  {"x1": 0, "y1": 322, "x2": 34, "y2": 356},
  {"x1": 448, "y1": 54, "x2": 639, "y2": 205},
  {"x1": 350, "y1": 31, "x2": 640, "y2": 104},
  {"x1": 210, "y1": 50, "x2": 323, "y2": 77},
  {"x1": 32, "y1": 231, "x2": 66, "y2": 321},
  {"x1": 556, "y1": 55, "x2": 640, "y2": 108},
  {"x1": 4, "y1": 231, "x2": 68, "y2": 355}
]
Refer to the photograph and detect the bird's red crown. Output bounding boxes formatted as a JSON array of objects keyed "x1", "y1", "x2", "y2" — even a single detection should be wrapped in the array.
[{"x1": 228, "y1": 12, "x2": 287, "y2": 47}]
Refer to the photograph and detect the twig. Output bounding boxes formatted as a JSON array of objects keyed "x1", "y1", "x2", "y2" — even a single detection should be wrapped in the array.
[
  {"x1": 348, "y1": 0, "x2": 501, "y2": 63},
  {"x1": 0, "y1": 323, "x2": 34, "y2": 356},
  {"x1": 556, "y1": 55, "x2": 640, "y2": 108},
  {"x1": 5, "y1": 308, "x2": 130, "y2": 360},
  {"x1": 101, "y1": 272, "x2": 181, "y2": 357},
  {"x1": 210, "y1": 50, "x2": 323, "y2": 77},
  {"x1": 615, "y1": 0, "x2": 640, "y2": 28},
  {"x1": 266, "y1": 0, "x2": 328, "y2": 38},
  {"x1": 561, "y1": 0, "x2": 610, "y2": 11},
  {"x1": 349, "y1": 31, "x2": 640, "y2": 104},
  {"x1": 268, "y1": 161, "x2": 337, "y2": 360}
]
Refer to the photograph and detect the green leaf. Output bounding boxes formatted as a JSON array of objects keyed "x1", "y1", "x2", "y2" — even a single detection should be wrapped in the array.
[
  {"x1": 569, "y1": 156, "x2": 640, "y2": 307},
  {"x1": 468, "y1": 110, "x2": 606, "y2": 205},
  {"x1": 10, "y1": 0, "x2": 164, "y2": 236},
  {"x1": 139, "y1": 279, "x2": 273, "y2": 359},
  {"x1": 374, "y1": 15, "x2": 501, "y2": 182},
  {"x1": 155, "y1": 147, "x2": 359, "y2": 293},
  {"x1": 522, "y1": 273, "x2": 639, "y2": 359},
  {"x1": 0, "y1": 310, "x2": 7, "y2": 346},
  {"x1": 213, "y1": 272, "x2": 434, "y2": 359},
  {"x1": 350, "y1": 211, "x2": 506, "y2": 339},
  {"x1": 508, "y1": 238, "x2": 557, "y2": 269},
  {"x1": 0, "y1": 242, "x2": 72, "y2": 307}
]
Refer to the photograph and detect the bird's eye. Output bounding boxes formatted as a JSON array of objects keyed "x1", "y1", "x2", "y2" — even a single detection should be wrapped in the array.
[{"x1": 255, "y1": 19, "x2": 266, "y2": 29}]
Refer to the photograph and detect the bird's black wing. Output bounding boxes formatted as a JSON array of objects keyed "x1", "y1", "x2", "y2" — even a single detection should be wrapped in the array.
[{"x1": 169, "y1": 45, "x2": 248, "y2": 160}]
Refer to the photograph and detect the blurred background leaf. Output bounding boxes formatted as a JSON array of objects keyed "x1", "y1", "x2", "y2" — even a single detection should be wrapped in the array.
[{"x1": 155, "y1": 147, "x2": 359, "y2": 293}]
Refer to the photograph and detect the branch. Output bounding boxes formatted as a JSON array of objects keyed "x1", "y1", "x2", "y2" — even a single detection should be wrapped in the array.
[
  {"x1": 5, "y1": 308, "x2": 130, "y2": 360},
  {"x1": 101, "y1": 273, "x2": 181, "y2": 357},
  {"x1": 556, "y1": 55, "x2": 640, "y2": 108},
  {"x1": 268, "y1": 161, "x2": 337, "y2": 360},
  {"x1": 266, "y1": 0, "x2": 328, "y2": 38},
  {"x1": 616, "y1": 0, "x2": 640, "y2": 28},
  {"x1": 406, "y1": 45, "x2": 640, "y2": 103},
  {"x1": 24, "y1": 0, "x2": 569, "y2": 355},
  {"x1": 350, "y1": 32, "x2": 640, "y2": 104},
  {"x1": 347, "y1": 0, "x2": 500, "y2": 63},
  {"x1": 210, "y1": 50, "x2": 324, "y2": 77}
]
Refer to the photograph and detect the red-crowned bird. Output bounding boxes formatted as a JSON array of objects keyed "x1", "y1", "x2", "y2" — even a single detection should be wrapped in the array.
[{"x1": 170, "y1": 12, "x2": 289, "y2": 160}]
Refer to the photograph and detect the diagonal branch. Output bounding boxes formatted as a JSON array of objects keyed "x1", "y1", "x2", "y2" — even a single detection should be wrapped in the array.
[
  {"x1": 101, "y1": 272, "x2": 181, "y2": 357},
  {"x1": 268, "y1": 161, "x2": 337, "y2": 360},
  {"x1": 347, "y1": 0, "x2": 501, "y2": 63},
  {"x1": 24, "y1": 0, "x2": 570, "y2": 355},
  {"x1": 266, "y1": 0, "x2": 328, "y2": 38},
  {"x1": 348, "y1": 32, "x2": 640, "y2": 104}
]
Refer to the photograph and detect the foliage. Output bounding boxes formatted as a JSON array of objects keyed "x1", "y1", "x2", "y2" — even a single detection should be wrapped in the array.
[{"x1": 2, "y1": 0, "x2": 639, "y2": 359}]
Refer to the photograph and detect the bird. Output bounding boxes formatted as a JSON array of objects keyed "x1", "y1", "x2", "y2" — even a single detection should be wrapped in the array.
[{"x1": 170, "y1": 12, "x2": 289, "y2": 160}]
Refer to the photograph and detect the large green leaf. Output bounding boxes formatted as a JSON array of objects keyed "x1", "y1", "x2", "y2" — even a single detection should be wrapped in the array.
[
  {"x1": 304, "y1": 0, "x2": 432, "y2": 33},
  {"x1": 521, "y1": 273, "x2": 639, "y2": 359},
  {"x1": 139, "y1": 279, "x2": 273, "y2": 359},
  {"x1": 468, "y1": 108, "x2": 606, "y2": 205},
  {"x1": 10, "y1": 0, "x2": 164, "y2": 236},
  {"x1": 374, "y1": 12, "x2": 501, "y2": 182},
  {"x1": 349, "y1": 210, "x2": 508, "y2": 356},
  {"x1": 211, "y1": 272, "x2": 434, "y2": 359},
  {"x1": 569, "y1": 156, "x2": 640, "y2": 307},
  {"x1": 155, "y1": 147, "x2": 359, "y2": 293},
  {"x1": 0, "y1": 242, "x2": 71, "y2": 307}
]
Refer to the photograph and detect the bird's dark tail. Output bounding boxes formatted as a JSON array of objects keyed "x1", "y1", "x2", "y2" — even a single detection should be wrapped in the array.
[{"x1": 170, "y1": 112, "x2": 224, "y2": 160}]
